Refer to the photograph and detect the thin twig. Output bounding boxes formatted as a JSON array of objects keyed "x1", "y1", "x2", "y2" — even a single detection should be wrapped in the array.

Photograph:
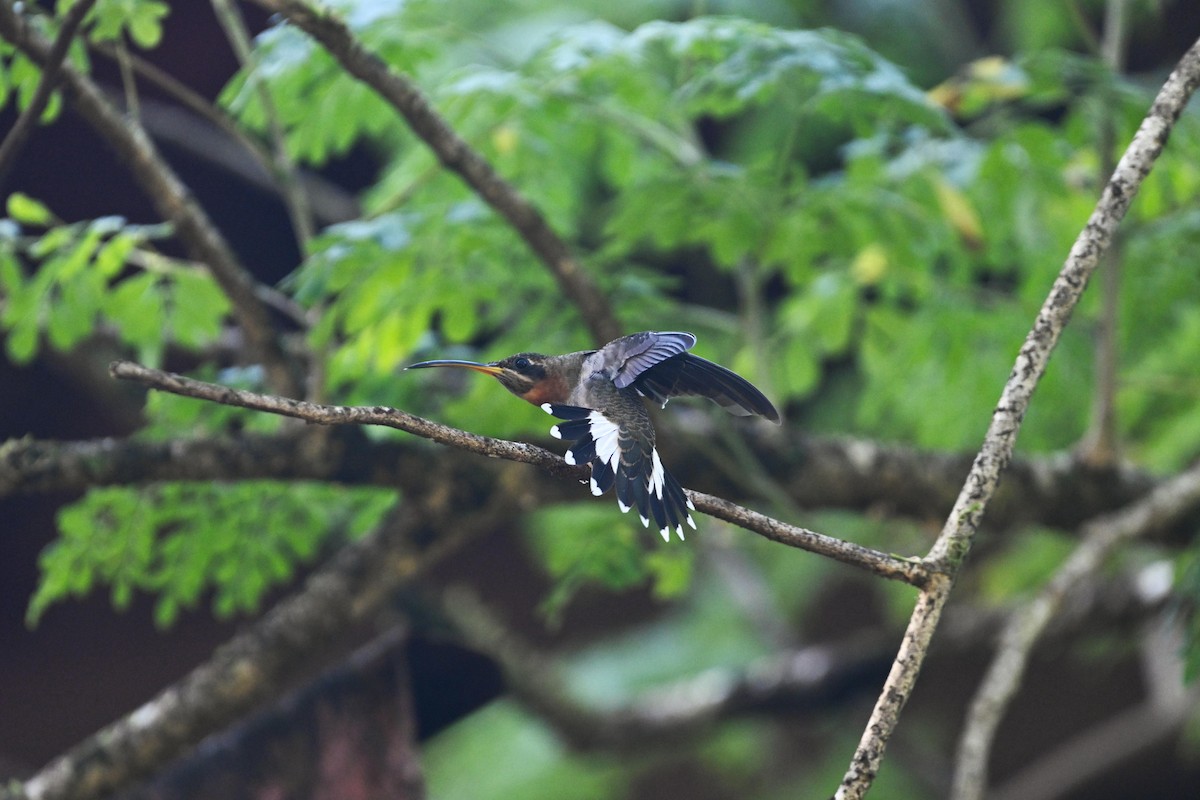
[
  {"x1": 835, "y1": 34, "x2": 1200, "y2": 800},
  {"x1": 210, "y1": 0, "x2": 315, "y2": 248},
  {"x1": 112, "y1": 38, "x2": 139, "y2": 119},
  {"x1": 0, "y1": 0, "x2": 97, "y2": 187},
  {"x1": 108, "y1": 359, "x2": 931, "y2": 586},
  {"x1": 0, "y1": 4, "x2": 304, "y2": 398},
  {"x1": 246, "y1": 0, "x2": 623, "y2": 345}
]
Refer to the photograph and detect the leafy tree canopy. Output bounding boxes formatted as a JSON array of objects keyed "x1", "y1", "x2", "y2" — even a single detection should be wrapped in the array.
[{"x1": 3, "y1": 1, "x2": 1200, "y2": 795}]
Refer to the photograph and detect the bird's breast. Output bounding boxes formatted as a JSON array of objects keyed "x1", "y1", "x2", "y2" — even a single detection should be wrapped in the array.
[{"x1": 518, "y1": 374, "x2": 571, "y2": 407}]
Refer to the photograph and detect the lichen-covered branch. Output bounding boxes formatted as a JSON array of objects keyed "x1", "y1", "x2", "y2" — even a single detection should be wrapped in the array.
[
  {"x1": 835, "y1": 33, "x2": 1200, "y2": 800},
  {"x1": 246, "y1": 0, "x2": 622, "y2": 345}
]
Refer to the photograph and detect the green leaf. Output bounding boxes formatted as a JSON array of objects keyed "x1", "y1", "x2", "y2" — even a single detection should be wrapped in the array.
[
  {"x1": 86, "y1": 0, "x2": 170, "y2": 48},
  {"x1": 105, "y1": 271, "x2": 165, "y2": 349},
  {"x1": 167, "y1": 269, "x2": 231, "y2": 348},
  {"x1": 6, "y1": 192, "x2": 52, "y2": 226},
  {"x1": 127, "y1": 1, "x2": 169, "y2": 48}
]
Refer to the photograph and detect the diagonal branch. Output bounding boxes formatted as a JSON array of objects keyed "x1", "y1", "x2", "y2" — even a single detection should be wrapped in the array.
[
  {"x1": 0, "y1": 4, "x2": 304, "y2": 398},
  {"x1": 108, "y1": 359, "x2": 931, "y2": 586},
  {"x1": 246, "y1": 0, "x2": 622, "y2": 345},
  {"x1": 835, "y1": 34, "x2": 1200, "y2": 800}
]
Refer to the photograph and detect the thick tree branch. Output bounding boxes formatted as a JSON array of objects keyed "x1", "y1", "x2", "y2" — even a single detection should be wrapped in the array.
[
  {"x1": 107, "y1": 359, "x2": 930, "y2": 586},
  {"x1": 0, "y1": 423, "x2": 1167, "y2": 536},
  {"x1": 4, "y1": 428, "x2": 1175, "y2": 556},
  {"x1": 0, "y1": 0, "x2": 96, "y2": 186},
  {"x1": 836, "y1": 34, "x2": 1200, "y2": 800},
  {"x1": 246, "y1": 0, "x2": 622, "y2": 345},
  {"x1": 0, "y1": 4, "x2": 303, "y2": 398},
  {"x1": 950, "y1": 459, "x2": 1200, "y2": 800}
]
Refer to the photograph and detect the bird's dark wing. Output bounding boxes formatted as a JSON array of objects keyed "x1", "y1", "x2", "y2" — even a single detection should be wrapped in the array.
[
  {"x1": 632, "y1": 353, "x2": 781, "y2": 423},
  {"x1": 542, "y1": 402, "x2": 696, "y2": 540},
  {"x1": 604, "y1": 331, "x2": 697, "y2": 389}
]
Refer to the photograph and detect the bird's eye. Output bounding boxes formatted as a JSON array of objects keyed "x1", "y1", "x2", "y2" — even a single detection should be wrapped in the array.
[{"x1": 513, "y1": 356, "x2": 531, "y2": 370}]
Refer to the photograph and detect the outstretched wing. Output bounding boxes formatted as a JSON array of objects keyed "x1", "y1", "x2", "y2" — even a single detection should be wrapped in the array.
[
  {"x1": 602, "y1": 331, "x2": 697, "y2": 389},
  {"x1": 633, "y1": 353, "x2": 781, "y2": 422},
  {"x1": 542, "y1": 402, "x2": 696, "y2": 541}
]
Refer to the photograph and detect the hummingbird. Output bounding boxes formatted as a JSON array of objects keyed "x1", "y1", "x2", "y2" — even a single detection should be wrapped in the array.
[{"x1": 407, "y1": 331, "x2": 780, "y2": 540}]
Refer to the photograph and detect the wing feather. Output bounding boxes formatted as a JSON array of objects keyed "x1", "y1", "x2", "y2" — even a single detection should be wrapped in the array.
[
  {"x1": 602, "y1": 331, "x2": 697, "y2": 389},
  {"x1": 632, "y1": 353, "x2": 780, "y2": 422}
]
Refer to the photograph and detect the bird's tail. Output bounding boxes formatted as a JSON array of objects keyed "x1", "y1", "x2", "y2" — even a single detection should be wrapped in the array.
[{"x1": 542, "y1": 403, "x2": 696, "y2": 541}]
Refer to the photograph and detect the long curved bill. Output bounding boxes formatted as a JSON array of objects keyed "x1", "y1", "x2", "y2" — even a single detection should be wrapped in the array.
[{"x1": 405, "y1": 359, "x2": 504, "y2": 376}]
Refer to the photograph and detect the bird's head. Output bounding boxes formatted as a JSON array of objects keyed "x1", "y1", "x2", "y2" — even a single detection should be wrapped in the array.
[{"x1": 407, "y1": 352, "x2": 568, "y2": 405}]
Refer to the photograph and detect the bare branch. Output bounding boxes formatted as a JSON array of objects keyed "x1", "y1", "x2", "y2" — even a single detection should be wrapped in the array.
[
  {"x1": 692, "y1": 489, "x2": 929, "y2": 586},
  {"x1": 950, "y1": 461, "x2": 1200, "y2": 800},
  {"x1": 0, "y1": 0, "x2": 96, "y2": 186},
  {"x1": 836, "y1": 34, "x2": 1200, "y2": 800},
  {"x1": 108, "y1": 359, "x2": 569, "y2": 470},
  {"x1": 246, "y1": 0, "x2": 623, "y2": 345},
  {"x1": 0, "y1": 4, "x2": 304, "y2": 398},
  {"x1": 108, "y1": 359, "x2": 930, "y2": 585}
]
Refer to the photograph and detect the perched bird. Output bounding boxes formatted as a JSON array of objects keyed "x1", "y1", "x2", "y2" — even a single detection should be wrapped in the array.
[{"x1": 407, "y1": 331, "x2": 780, "y2": 540}]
